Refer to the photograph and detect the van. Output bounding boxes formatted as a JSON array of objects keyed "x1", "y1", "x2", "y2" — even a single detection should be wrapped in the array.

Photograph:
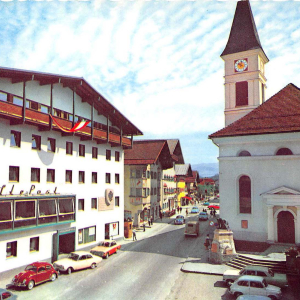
[{"x1": 184, "y1": 221, "x2": 199, "y2": 237}]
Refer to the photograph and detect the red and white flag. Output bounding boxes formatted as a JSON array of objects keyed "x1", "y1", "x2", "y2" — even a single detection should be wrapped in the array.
[{"x1": 49, "y1": 114, "x2": 90, "y2": 133}]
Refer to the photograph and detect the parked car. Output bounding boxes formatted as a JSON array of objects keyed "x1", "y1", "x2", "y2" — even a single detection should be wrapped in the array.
[
  {"x1": 53, "y1": 251, "x2": 102, "y2": 274},
  {"x1": 12, "y1": 262, "x2": 58, "y2": 290},
  {"x1": 198, "y1": 211, "x2": 208, "y2": 221},
  {"x1": 229, "y1": 275, "x2": 282, "y2": 299},
  {"x1": 174, "y1": 215, "x2": 185, "y2": 225},
  {"x1": 90, "y1": 240, "x2": 121, "y2": 259},
  {"x1": 208, "y1": 204, "x2": 220, "y2": 210},
  {"x1": 184, "y1": 221, "x2": 199, "y2": 237},
  {"x1": 0, "y1": 288, "x2": 17, "y2": 299},
  {"x1": 203, "y1": 201, "x2": 210, "y2": 206},
  {"x1": 223, "y1": 265, "x2": 288, "y2": 288},
  {"x1": 191, "y1": 206, "x2": 200, "y2": 214}
]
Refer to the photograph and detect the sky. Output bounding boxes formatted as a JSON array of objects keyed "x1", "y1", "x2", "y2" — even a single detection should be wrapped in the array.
[{"x1": 0, "y1": 0, "x2": 300, "y2": 165}]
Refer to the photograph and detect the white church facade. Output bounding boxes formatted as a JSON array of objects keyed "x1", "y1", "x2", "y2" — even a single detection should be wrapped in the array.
[{"x1": 210, "y1": 0, "x2": 300, "y2": 245}]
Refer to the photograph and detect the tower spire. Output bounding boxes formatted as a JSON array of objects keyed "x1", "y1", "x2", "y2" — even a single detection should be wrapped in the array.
[{"x1": 221, "y1": 0, "x2": 267, "y2": 59}]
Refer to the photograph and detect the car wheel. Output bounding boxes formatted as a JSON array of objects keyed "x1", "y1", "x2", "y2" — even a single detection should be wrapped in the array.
[
  {"x1": 105, "y1": 253, "x2": 109, "y2": 259},
  {"x1": 226, "y1": 279, "x2": 234, "y2": 286},
  {"x1": 27, "y1": 280, "x2": 35, "y2": 290},
  {"x1": 91, "y1": 263, "x2": 96, "y2": 269},
  {"x1": 234, "y1": 292, "x2": 242, "y2": 298},
  {"x1": 67, "y1": 267, "x2": 72, "y2": 275},
  {"x1": 50, "y1": 273, "x2": 57, "y2": 282}
]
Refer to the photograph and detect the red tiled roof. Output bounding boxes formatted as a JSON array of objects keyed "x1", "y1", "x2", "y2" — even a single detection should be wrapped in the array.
[
  {"x1": 209, "y1": 83, "x2": 300, "y2": 138},
  {"x1": 199, "y1": 178, "x2": 215, "y2": 185}
]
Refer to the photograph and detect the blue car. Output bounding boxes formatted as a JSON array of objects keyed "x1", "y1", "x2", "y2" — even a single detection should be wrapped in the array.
[
  {"x1": 203, "y1": 201, "x2": 210, "y2": 206},
  {"x1": 174, "y1": 215, "x2": 185, "y2": 225},
  {"x1": 191, "y1": 206, "x2": 200, "y2": 214},
  {"x1": 198, "y1": 211, "x2": 208, "y2": 221}
]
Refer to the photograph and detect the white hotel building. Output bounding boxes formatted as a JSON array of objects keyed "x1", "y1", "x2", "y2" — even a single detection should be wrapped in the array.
[{"x1": 0, "y1": 67, "x2": 142, "y2": 272}]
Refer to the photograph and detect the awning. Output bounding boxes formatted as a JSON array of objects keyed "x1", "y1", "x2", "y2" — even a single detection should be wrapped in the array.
[{"x1": 181, "y1": 196, "x2": 192, "y2": 200}]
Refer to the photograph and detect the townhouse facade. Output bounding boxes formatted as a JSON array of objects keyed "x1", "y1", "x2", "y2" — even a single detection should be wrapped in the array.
[
  {"x1": 0, "y1": 67, "x2": 142, "y2": 272},
  {"x1": 174, "y1": 164, "x2": 193, "y2": 206}
]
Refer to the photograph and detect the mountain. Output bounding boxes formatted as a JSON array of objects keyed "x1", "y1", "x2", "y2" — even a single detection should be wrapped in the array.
[{"x1": 192, "y1": 163, "x2": 219, "y2": 178}]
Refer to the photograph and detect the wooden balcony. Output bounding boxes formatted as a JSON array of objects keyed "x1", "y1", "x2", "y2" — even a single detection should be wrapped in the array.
[{"x1": 0, "y1": 101, "x2": 132, "y2": 148}]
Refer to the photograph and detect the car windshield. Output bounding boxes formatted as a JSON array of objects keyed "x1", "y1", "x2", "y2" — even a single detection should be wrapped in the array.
[
  {"x1": 176, "y1": 215, "x2": 184, "y2": 219},
  {"x1": 68, "y1": 253, "x2": 79, "y2": 261},
  {"x1": 25, "y1": 265, "x2": 37, "y2": 272}
]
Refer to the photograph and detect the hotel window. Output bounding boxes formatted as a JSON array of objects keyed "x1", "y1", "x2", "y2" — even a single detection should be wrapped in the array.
[
  {"x1": 31, "y1": 168, "x2": 40, "y2": 182},
  {"x1": 30, "y1": 237, "x2": 39, "y2": 252},
  {"x1": 136, "y1": 170, "x2": 141, "y2": 178},
  {"x1": 32, "y1": 135, "x2": 41, "y2": 150},
  {"x1": 47, "y1": 169, "x2": 55, "y2": 183},
  {"x1": 66, "y1": 170, "x2": 72, "y2": 183},
  {"x1": 38, "y1": 199, "x2": 57, "y2": 218},
  {"x1": 115, "y1": 151, "x2": 120, "y2": 162},
  {"x1": 115, "y1": 173, "x2": 120, "y2": 184},
  {"x1": 105, "y1": 173, "x2": 111, "y2": 184},
  {"x1": 0, "y1": 201, "x2": 12, "y2": 223},
  {"x1": 78, "y1": 226, "x2": 96, "y2": 244},
  {"x1": 79, "y1": 171, "x2": 85, "y2": 183},
  {"x1": 47, "y1": 138, "x2": 56, "y2": 153},
  {"x1": 91, "y1": 198, "x2": 97, "y2": 210},
  {"x1": 78, "y1": 199, "x2": 84, "y2": 211},
  {"x1": 106, "y1": 149, "x2": 111, "y2": 160},
  {"x1": 92, "y1": 172, "x2": 97, "y2": 184},
  {"x1": 239, "y1": 175, "x2": 251, "y2": 214},
  {"x1": 66, "y1": 142, "x2": 73, "y2": 155},
  {"x1": 79, "y1": 144, "x2": 85, "y2": 157},
  {"x1": 58, "y1": 198, "x2": 75, "y2": 222},
  {"x1": 115, "y1": 196, "x2": 120, "y2": 207},
  {"x1": 10, "y1": 131, "x2": 21, "y2": 148},
  {"x1": 6, "y1": 241, "x2": 17, "y2": 258},
  {"x1": 92, "y1": 147, "x2": 98, "y2": 159},
  {"x1": 15, "y1": 200, "x2": 36, "y2": 220},
  {"x1": 9, "y1": 166, "x2": 19, "y2": 182}
]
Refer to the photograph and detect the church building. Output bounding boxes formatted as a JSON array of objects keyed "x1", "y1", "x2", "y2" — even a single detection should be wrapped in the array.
[{"x1": 210, "y1": 0, "x2": 300, "y2": 245}]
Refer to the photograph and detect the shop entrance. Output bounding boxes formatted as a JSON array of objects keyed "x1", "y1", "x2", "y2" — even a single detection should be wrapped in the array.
[
  {"x1": 277, "y1": 211, "x2": 295, "y2": 243},
  {"x1": 52, "y1": 228, "x2": 76, "y2": 262}
]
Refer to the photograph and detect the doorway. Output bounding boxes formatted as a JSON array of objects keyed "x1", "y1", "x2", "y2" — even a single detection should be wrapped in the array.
[{"x1": 277, "y1": 211, "x2": 295, "y2": 243}]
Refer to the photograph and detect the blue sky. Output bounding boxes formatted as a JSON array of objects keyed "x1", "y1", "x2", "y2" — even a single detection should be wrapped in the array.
[{"x1": 1, "y1": 0, "x2": 300, "y2": 165}]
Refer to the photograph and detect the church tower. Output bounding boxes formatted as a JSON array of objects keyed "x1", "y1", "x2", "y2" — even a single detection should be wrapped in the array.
[{"x1": 221, "y1": 0, "x2": 269, "y2": 127}]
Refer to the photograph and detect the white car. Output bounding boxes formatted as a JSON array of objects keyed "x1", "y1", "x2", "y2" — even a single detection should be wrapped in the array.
[
  {"x1": 229, "y1": 275, "x2": 282, "y2": 299},
  {"x1": 53, "y1": 251, "x2": 102, "y2": 274},
  {"x1": 237, "y1": 296, "x2": 271, "y2": 300}
]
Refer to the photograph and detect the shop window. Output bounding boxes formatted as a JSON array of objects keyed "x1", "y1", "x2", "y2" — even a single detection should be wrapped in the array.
[
  {"x1": 32, "y1": 135, "x2": 41, "y2": 150},
  {"x1": 239, "y1": 175, "x2": 251, "y2": 214},
  {"x1": 66, "y1": 142, "x2": 73, "y2": 155},
  {"x1": 47, "y1": 169, "x2": 55, "y2": 183},
  {"x1": 6, "y1": 241, "x2": 17, "y2": 258},
  {"x1": 115, "y1": 151, "x2": 120, "y2": 162},
  {"x1": 105, "y1": 173, "x2": 111, "y2": 184},
  {"x1": 30, "y1": 237, "x2": 39, "y2": 252},
  {"x1": 115, "y1": 173, "x2": 120, "y2": 184},
  {"x1": 91, "y1": 198, "x2": 97, "y2": 210},
  {"x1": 106, "y1": 149, "x2": 111, "y2": 161},
  {"x1": 79, "y1": 144, "x2": 85, "y2": 157},
  {"x1": 47, "y1": 138, "x2": 56, "y2": 153},
  {"x1": 9, "y1": 166, "x2": 19, "y2": 182},
  {"x1": 115, "y1": 196, "x2": 120, "y2": 207},
  {"x1": 39, "y1": 199, "x2": 57, "y2": 217},
  {"x1": 10, "y1": 131, "x2": 21, "y2": 148},
  {"x1": 92, "y1": 147, "x2": 98, "y2": 159},
  {"x1": 31, "y1": 168, "x2": 40, "y2": 182},
  {"x1": 66, "y1": 170, "x2": 72, "y2": 183},
  {"x1": 92, "y1": 172, "x2": 97, "y2": 184},
  {"x1": 79, "y1": 171, "x2": 85, "y2": 183},
  {"x1": 78, "y1": 199, "x2": 84, "y2": 211},
  {"x1": 78, "y1": 226, "x2": 96, "y2": 244}
]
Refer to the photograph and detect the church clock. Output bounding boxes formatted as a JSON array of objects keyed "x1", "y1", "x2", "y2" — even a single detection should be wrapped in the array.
[{"x1": 234, "y1": 58, "x2": 248, "y2": 72}]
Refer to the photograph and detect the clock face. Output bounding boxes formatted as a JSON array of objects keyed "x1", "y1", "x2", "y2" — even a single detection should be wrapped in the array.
[{"x1": 234, "y1": 59, "x2": 248, "y2": 72}]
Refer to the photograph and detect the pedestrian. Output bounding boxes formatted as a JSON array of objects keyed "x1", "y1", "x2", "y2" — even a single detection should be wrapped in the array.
[
  {"x1": 213, "y1": 209, "x2": 216, "y2": 217},
  {"x1": 143, "y1": 223, "x2": 146, "y2": 232},
  {"x1": 148, "y1": 218, "x2": 151, "y2": 227},
  {"x1": 186, "y1": 208, "x2": 188, "y2": 216},
  {"x1": 133, "y1": 230, "x2": 137, "y2": 241},
  {"x1": 180, "y1": 207, "x2": 182, "y2": 213},
  {"x1": 210, "y1": 210, "x2": 213, "y2": 218},
  {"x1": 177, "y1": 206, "x2": 180, "y2": 214},
  {"x1": 160, "y1": 212, "x2": 162, "y2": 221},
  {"x1": 204, "y1": 234, "x2": 210, "y2": 250},
  {"x1": 150, "y1": 216, "x2": 153, "y2": 225}
]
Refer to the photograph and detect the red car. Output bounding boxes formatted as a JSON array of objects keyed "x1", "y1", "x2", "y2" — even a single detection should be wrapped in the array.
[
  {"x1": 12, "y1": 262, "x2": 58, "y2": 290},
  {"x1": 90, "y1": 240, "x2": 121, "y2": 259},
  {"x1": 208, "y1": 205, "x2": 220, "y2": 210}
]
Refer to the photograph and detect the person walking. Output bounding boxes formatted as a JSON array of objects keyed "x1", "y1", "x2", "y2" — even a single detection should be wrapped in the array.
[
  {"x1": 148, "y1": 218, "x2": 151, "y2": 227},
  {"x1": 204, "y1": 234, "x2": 210, "y2": 250},
  {"x1": 133, "y1": 230, "x2": 137, "y2": 241},
  {"x1": 143, "y1": 223, "x2": 146, "y2": 232}
]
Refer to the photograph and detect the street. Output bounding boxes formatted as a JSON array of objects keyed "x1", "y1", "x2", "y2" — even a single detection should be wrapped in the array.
[{"x1": 2, "y1": 202, "x2": 299, "y2": 300}]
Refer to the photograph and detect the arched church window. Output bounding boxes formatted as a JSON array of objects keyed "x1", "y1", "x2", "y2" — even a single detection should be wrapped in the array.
[
  {"x1": 239, "y1": 175, "x2": 251, "y2": 214},
  {"x1": 276, "y1": 148, "x2": 293, "y2": 155},
  {"x1": 238, "y1": 150, "x2": 251, "y2": 157}
]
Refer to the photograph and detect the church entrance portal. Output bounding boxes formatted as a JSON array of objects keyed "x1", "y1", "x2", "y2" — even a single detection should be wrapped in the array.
[{"x1": 277, "y1": 211, "x2": 295, "y2": 243}]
